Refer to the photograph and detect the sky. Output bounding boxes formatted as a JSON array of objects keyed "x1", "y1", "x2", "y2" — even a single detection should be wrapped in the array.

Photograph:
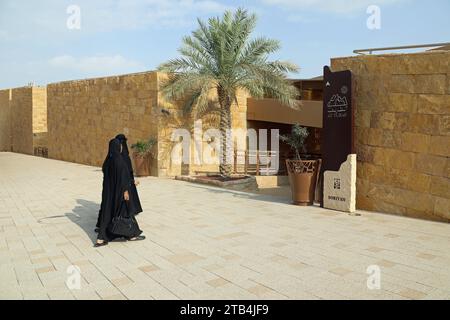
[{"x1": 0, "y1": 0, "x2": 449, "y2": 89}]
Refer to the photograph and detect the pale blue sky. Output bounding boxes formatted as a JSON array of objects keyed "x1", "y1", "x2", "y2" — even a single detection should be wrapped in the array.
[{"x1": 1, "y1": 0, "x2": 449, "y2": 89}]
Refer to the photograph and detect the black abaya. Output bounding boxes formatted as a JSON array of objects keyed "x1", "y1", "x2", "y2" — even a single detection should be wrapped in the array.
[
  {"x1": 115, "y1": 134, "x2": 143, "y2": 216},
  {"x1": 97, "y1": 138, "x2": 142, "y2": 241}
]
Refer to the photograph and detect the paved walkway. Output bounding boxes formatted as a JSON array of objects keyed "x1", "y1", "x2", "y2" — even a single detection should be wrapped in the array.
[{"x1": 1, "y1": 152, "x2": 450, "y2": 300}]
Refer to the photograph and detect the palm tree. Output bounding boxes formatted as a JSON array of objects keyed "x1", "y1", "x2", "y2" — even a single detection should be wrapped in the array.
[{"x1": 158, "y1": 8, "x2": 300, "y2": 177}]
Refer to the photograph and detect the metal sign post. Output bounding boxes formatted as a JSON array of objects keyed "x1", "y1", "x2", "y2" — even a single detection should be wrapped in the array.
[{"x1": 320, "y1": 66, "x2": 356, "y2": 213}]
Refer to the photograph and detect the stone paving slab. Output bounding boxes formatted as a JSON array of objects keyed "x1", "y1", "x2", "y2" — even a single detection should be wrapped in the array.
[{"x1": 0, "y1": 152, "x2": 450, "y2": 300}]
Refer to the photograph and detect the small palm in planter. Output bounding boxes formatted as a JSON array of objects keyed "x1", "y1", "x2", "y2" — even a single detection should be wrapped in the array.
[
  {"x1": 131, "y1": 137, "x2": 157, "y2": 177},
  {"x1": 281, "y1": 124, "x2": 322, "y2": 206}
]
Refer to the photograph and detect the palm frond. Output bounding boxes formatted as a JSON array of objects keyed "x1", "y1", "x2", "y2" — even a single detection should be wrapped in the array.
[
  {"x1": 160, "y1": 74, "x2": 215, "y2": 110},
  {"x1": 237, "y1": 37, "x2": 281, "y2": 66},
  {"x1": 159, "y1": 8, "x2": 301, "y2": 126}
]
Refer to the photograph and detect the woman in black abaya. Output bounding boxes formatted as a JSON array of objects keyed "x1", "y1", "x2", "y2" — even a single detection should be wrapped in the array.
[
  {"x1": 115, "y1": 134, "x2": 143, "y2": 215},
  {"x1": 95, "y1": 138, "x2": 144, "y2": 247}
]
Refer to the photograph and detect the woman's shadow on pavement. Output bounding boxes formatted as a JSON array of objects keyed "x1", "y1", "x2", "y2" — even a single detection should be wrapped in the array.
[{"x1": 65, "y1": 199, "x2": 100, "y2": 244}]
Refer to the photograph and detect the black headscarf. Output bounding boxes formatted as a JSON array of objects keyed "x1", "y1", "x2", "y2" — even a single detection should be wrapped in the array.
[
  {"x1": 115, "y1": 134, "x2": 134, "y2": 178},
  {"x1": 97, "y1": 138, "x2": 132, "y2": 241}
]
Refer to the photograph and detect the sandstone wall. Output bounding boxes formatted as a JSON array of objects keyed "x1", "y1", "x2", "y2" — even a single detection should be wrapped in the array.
[
  {"x1": 47, "y1": 72, "x2": 159, "y2": 171},
  {"x1": 2, "y1": 86, "x2": 48, "y2": 154},
  {"x1": 10, "y1": 87, "x2": 34, "y2": 154},
  {"x1": 32, "y1": 87, "x2": 47, "y2": 133},
  {"x1": 0, "y1": 89, "x2": 11, "y2": 151},
  {"x1": 331, "y1": 50, "x2": 450, "y2": 221},
  {"x1": 46, "y1": 71, "x2": 249, "y2": 177},
  {"x1": 31, "y1": 87, "x2": 48, "y2": 152}
]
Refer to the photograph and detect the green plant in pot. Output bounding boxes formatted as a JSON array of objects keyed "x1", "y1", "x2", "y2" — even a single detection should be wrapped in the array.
[
  {"x1": 131, "y1": 137, "x2": 157, "y2": 177},
  {"x1": 281, "y1": 124, "x2": 321, "y2": 206}
]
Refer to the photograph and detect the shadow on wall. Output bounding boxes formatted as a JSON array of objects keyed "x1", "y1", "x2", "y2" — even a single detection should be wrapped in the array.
[{"x1": 65, "y1": 199, "x2": 100, "y2": 244}]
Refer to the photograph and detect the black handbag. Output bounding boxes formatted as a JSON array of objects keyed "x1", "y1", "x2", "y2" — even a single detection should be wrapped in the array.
[{"x1": 107, "y1": 201, "x2": 134, "y2": 235}]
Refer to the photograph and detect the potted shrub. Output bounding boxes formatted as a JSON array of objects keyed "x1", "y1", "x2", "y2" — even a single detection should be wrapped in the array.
[
  {"x1": 131, "y1": 137, "x2": 157, "y2": 177},
  {"x1": 281, "y1": 124, "x2": 321, "y2": 206}
]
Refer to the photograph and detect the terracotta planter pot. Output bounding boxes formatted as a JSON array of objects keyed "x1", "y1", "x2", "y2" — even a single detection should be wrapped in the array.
[
  {"x1": 286, "y1": 159, "x2": 322, "y2": 206},
  {"x1": 133, "y1": 153, "x2": 151, "y2": 177}
]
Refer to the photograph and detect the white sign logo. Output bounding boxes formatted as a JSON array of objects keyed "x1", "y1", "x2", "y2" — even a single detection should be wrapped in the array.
[{"x1": 327, "y1": 94, "x2": 348, "y2": 118}]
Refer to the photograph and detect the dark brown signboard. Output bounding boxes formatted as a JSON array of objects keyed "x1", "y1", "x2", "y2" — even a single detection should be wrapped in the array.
[{"x1": 320, "y1": 66, "x2": 354, "y2": 206}]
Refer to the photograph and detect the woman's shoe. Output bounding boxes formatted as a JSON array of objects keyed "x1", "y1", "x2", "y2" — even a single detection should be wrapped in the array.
[
  {"x1": 94, "y1": 241, "x2": 108, "y2": 247},
  {"x1": 127, "y1": 235, "x2": 146, "y2": 241}
]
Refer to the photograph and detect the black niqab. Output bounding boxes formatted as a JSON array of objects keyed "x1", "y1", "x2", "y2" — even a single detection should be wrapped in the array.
[{"x1": 115, "y1": 134, "x2": 133, "y2": 175}]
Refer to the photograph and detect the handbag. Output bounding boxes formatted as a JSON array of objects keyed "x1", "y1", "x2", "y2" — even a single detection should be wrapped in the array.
[{"x1": 107, "y1": 201, "x2": 134, "y2": 235}]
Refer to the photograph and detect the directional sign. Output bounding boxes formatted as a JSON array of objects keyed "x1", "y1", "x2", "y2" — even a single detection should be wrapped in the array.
[{"x1": 320, "y1": 66, "x2": 356, "y2": 213}]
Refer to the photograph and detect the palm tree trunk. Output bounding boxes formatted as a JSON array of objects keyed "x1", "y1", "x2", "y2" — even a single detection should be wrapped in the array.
[{"x1": 218, "y1": 87, "x2": 232, "y2": 176}]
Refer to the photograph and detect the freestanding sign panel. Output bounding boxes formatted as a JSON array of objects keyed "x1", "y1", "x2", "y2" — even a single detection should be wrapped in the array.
[{"x1": 320, "y1": 66, "x2": 356, "y2": 213}]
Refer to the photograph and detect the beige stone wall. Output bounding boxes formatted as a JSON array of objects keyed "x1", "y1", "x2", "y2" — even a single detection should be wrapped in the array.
[
  {"x1": 32, "y1": 87, "x2": 48, "y2": 151},
  {"x1": 46, "y1": 71, "x2": 249, "y2": 177},
  {"x1": 32, "y1": 87, "x2": 47, "y2": 133},
  {"x1": 10, "y1": 87, "x2": 34, "y2": 155},
  {"x1": 331, "y1": 51, "x2": 450, "y2": 221},
  {"x1": 0, "y1": 89, "x2": 11, "y2": 151},
  {"x1": 1, "y1": 86, "x2": 48, "y2": 154},
  {"x1": 47, "y1": 72, "x2": 159, "y2": 170}
]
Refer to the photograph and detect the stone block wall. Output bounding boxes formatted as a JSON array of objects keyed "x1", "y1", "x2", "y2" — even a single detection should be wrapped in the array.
[
  {"x1": 47, "y1": 71, "x2": 249, "y2": 177},
  {"x1": 0, "y1": 89, "x2": 11, "y2": 151},
  {"x1": 5, "y1": 86, "x2": 49, "y2": 155},
  {"x1": 32, "y1": 87, "x2": 48, "y2": 152},
  {"x1": 32, "y1": 87, "x2": 47, "y2": 134},
  {"x1": 10, "y1": 87, "x2": 34, "y2": 154},
  {"x1": 331, "y1": 50, "x2": 450, "y2": 221},
  {"x1": 47, "y1": 72, "x2": 160, "y2": 172}
]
